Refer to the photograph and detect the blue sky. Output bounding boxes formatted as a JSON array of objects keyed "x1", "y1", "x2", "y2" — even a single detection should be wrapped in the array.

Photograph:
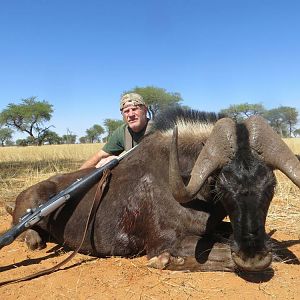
[{"x1": 1, "y1": 0, "x2": 300, "y2": 140}]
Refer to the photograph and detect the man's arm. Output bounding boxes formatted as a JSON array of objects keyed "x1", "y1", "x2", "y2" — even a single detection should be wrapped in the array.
[
  {"x1": 80, "y1": 149, "x2": 114, "y2": 169},
  {"x1": 80, "y1": 125, "x2": 125, "y2": 169}
]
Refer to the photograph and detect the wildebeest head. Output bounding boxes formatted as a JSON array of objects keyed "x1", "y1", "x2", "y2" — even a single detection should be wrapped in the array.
[
  {"x1": 214, "y1": 123, "x2": 276, "y2": 271},
  {"x1": 169, "y1": 115, "x2": 300, "y2": 271}
]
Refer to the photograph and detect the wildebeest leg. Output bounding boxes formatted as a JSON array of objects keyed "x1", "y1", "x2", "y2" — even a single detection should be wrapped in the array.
[
  {"x1": 205, "y1": 201, "x2": 229, "y2": 234},
  {"x1": 148, "y1": 235, "x2": 235, "y2": 272},
  {"x1": 147, "y1": 252, "x2": 185, "y2": 269},
  {"x1": 22, "y1": 229, "x2": 47, "y2": 250},
  {"x1": 5, "y1": 202, "x2": 46, "y2": 250},
  {"x1": 11, "y1": 179, "x2": 59, "y2": 250},
  {"x1": 147, "y1": 235, "x2": 198, "y2": 269},
  {"x1": 183, "y1": 198, "x2": 230, "y2": 234}
]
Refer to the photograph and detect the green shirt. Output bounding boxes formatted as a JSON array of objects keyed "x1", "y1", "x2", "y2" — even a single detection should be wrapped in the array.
[{"x1": 102, "y1": 123, "x2": 148, "y2": 155}]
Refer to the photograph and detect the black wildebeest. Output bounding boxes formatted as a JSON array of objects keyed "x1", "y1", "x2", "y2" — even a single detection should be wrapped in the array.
[{"x1": 10, "y1": 108, "x2": 300, "y2": 272}]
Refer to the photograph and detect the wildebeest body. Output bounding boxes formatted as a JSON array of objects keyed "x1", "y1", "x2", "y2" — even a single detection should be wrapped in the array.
[{"x1": 13, "y1": 135, "x2": 214, "y2": 259}]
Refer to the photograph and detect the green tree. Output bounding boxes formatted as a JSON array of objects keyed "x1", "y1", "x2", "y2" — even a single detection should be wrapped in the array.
[
  {"x1": 5, "y1": 140, "x2": 14, "y2": 146},
  {"x1": 0, "y1": 97, "x2": 53, "y2": 145},
  {"x1": 85, "y1": 124, "x2": 105, "y2": 143},
  {"x1": 61, "y1": 129, "x2": 77, "y2": 144},
  {"x1": 79, "y1": 136, "x2": 87, "y2": 144},
  {"x1": 0, "y1": 127, "x2": 14, "y2": 146},
  {"x1": 103, "y1": 119, "x2": 124, "y2": 139},
  {"x1": 264, "y1": 108, "x2": 288, "y2": 136},
  {"x1": 15, "y1": 136, "x2": 36, "y2": 146},
  {"x1": 62, "y1": 134, "x2": 77, "y2": 144},
  {"x1": 278, "y1": 106, "x2": 298, "y2": 137},
  {"x1": 43, "y1": 130, "x2": 62, "y2": 145},
  {"x1": 293, "y1": 128, "x2": 300, "y2": 137},
  {"x1": 220, "y1": 103, "x2": 266, "y2": 121},
  {"x1": 264, "y1": 106, "x2": 298, "y2": 137},
  {"x1": 125, "y1": 86, "x2": 183, "y2": 119},
  {"x1": 16, "y1": 138, "x2": 29, "y2": 146}
]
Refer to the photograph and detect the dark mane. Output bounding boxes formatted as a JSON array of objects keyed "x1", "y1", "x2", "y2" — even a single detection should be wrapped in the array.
[{"x1": 152, "y1": 106, "x2": 224, "y2": 131}]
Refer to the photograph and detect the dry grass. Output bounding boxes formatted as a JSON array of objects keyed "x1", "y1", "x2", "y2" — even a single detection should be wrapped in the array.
[
  {"x1": 0, "y1": 139, "x2": 299, "y2": 233},
  {"x1": 0, "y1": 143, "x2": 102, "y2": 202},
  {"x1": 268, "y1": 171, "x2": 300, "y2": 235},
  {"x1": 283, "y1": 137, "x2": 300, "y2": 153},
  {"x1": 267, "y1": 138, "x2": 300, "y2": 234},
  {"x1": 0, "y1": 143, "x2": 103, "y2": 162}
]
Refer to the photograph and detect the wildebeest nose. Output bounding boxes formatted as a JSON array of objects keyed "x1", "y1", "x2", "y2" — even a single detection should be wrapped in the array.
[
  {"x1": 243, "y1": 229, "x2": 260, "y2": 242},
  {"x1": 247, "y1": 233, "x2": 256, "y2": 239}
]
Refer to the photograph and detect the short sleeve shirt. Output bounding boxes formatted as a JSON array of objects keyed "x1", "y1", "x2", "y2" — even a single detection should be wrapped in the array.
[{"x1": 102, "y1": 123, "x2": 148, "y2": 155}]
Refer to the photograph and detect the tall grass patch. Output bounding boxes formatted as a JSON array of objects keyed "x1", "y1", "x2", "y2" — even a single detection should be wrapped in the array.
[{"x1": 0, "y1": 143, "x2": 102, "y2": 202}]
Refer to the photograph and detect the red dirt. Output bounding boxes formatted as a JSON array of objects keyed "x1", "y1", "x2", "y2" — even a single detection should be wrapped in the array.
[{"x1": 0, "y1": 209, "x2": 299, "y2": 299}]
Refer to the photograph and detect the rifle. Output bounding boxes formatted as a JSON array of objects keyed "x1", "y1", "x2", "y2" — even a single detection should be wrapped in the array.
[{"x1": 0, "y1": 146, "x2": 138, "y2": 250}]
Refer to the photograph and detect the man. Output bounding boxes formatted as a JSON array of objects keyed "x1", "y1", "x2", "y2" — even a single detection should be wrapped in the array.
[{"x1": 80, "y1": 93, "x2": 151, "y2": 169}]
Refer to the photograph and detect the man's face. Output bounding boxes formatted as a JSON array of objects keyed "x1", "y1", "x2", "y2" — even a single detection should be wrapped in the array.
[{"x1": 122, "y1": 105, "x2": 148, "y2": 132}]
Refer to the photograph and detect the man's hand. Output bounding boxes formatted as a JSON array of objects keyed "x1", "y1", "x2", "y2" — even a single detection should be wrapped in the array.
[{"x1": 95, "y1": 156, "x2": 118, "y2": 168}]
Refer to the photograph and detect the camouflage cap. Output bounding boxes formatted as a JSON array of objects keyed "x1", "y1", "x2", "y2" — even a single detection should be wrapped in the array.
[{"x1": 120, "y1": 93, "x2": 146, "y2": 111}]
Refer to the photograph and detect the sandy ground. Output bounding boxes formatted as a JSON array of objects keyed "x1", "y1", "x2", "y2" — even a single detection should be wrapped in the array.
[{"x1": 0, "y1": 208, "x2": 299, "y2": 300}]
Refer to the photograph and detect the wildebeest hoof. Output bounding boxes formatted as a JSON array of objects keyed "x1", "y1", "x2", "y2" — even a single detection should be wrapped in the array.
[
  {"x1": 147, "y1": 252, "x2": 185, "y2": 269},
  {"x1": 24, "y1": 229, "x2": 46, "y2": 250}
]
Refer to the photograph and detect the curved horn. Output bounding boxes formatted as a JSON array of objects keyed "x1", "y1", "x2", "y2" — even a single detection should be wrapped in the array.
[
  {"x1": 169, "y1": 118, "x2": 237, "y2": 203},
  {"x1": 245, "y1": 115, "x2": 300, "y2": 188}
]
